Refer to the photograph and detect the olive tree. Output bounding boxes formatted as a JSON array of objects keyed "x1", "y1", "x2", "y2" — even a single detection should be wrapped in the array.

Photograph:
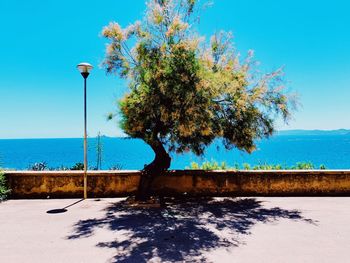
[{"x1": 102, "y1": 0, "x2": 295, "y2": 199}]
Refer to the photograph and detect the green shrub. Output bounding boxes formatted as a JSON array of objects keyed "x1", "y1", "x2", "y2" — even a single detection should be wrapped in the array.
[
  {"x1": 291, "y1": 162, "x2": 315, "y2": 170},
  {"x1": 187, "y1": 162, "x2": 200, "y2": 169},
  {"x1": 0, "y1": 172, "x2": 10, "y2": 201},
  {"x1": 319, "y1": 164, "x2": 327, "y2": 170},
  {"x1": 252, "y1": 163, "x2": 284, "y2": 170},
  {"x1": 28, "y1": 162, "x2": 48, "y2": 171},
  {"x1": 187, "y1": 160, "x2": 327, "y2": 171},
  {"x1": 70, "y1": 162, "x2": 84, "y2": 170},
  {"x1": 187, "y1": 160, "x2": 228, "y2": 170},
  {"x1": 243, "y1": 163, "x2": 251, "y2": 170}
]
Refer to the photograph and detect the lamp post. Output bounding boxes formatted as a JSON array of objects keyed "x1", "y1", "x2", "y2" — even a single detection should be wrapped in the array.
[{"x1": 77, "y1": 62, "x2": 93, "y2": 199}]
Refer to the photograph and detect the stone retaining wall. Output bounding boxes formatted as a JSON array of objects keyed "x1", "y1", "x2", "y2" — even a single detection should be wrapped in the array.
[{"x1": 5, "y1": 170, "x2": 350, "y2": 198}]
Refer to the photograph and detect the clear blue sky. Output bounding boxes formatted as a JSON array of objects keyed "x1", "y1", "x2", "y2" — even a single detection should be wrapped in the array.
[{"x1": 0, "y1": 0, "x2": 349, "y2": 139}]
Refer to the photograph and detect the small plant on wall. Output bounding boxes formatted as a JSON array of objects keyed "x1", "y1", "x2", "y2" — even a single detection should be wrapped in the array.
[{"x1": 0, "y1": 171, "x2": 10, "y2": 201}]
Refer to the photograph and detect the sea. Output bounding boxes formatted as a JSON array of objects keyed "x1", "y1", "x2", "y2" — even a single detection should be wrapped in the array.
[{"x1": 1, "y1": 135, "x2": 350, "y2": 170}]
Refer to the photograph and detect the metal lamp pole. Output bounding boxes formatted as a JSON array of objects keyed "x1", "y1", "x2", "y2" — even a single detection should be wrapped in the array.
[{"x1": 77, "y1": 62, "x2": 93, "y2": 199}]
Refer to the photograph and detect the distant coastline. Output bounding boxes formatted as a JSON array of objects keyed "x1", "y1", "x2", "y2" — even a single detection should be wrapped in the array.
[{"x1": 276, "y1": 129, "x2": 350, "y2": 136}]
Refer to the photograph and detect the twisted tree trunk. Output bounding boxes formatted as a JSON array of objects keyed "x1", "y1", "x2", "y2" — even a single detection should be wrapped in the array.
[{"x1": 135, "y1": 137, "x2": 171, "y2": 201}]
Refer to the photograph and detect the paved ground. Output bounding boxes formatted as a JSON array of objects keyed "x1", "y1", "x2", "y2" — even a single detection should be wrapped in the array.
[{"x1": 1, "y1": 197, "x2": 350, "y2": 263}]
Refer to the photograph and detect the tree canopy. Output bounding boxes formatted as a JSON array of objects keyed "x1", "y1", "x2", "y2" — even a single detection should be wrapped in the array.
[{"x1": 102, "y1": 0, "x2": 295, "y2": 171}]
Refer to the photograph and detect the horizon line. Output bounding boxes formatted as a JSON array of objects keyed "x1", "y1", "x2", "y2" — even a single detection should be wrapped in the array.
[{"x1": 1, "y1": 128, "x2": 349, "y2": 140}]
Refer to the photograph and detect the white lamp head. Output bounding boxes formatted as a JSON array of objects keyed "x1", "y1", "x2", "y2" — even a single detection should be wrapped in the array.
[{"x1": 77, "y1": 62, "x2": 93, "y2": 78}]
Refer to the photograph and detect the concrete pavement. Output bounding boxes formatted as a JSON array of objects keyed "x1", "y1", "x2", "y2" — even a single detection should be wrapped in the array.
[{"x1": 1, "y1": 197, "x2": 349, "y2": 263}]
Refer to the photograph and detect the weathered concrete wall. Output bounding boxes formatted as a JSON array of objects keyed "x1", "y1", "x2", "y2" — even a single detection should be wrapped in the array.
[
  {"x1": 5, "y1": 170, "x2": 350, "y2": 198},
  {"x1": 5, "y1": 171, "x2": 140, "y2": 198}
]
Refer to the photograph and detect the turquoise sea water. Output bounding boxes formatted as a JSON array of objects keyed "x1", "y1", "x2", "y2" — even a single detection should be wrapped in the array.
[{"x1": 1, "y1": 135, "x2": 350, "y2": 170}]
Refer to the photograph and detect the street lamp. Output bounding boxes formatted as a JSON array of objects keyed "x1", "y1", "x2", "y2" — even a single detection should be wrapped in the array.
[{"x1": 77, "y1": 62, "x2": 93, "y2": 199}]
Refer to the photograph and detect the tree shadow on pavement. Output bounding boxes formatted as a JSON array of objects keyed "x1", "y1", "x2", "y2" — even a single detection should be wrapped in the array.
[{"x1": 67, "y1": 197, "x2": 316, "y2": 262}]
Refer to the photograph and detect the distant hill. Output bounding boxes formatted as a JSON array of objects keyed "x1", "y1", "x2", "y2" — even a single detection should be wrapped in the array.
[{"x1": 277, "y1": 129, "x2": 350, "y2": 136}]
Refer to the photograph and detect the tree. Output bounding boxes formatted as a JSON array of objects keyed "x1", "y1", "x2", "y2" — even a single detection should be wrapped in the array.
[{"x1": 102, "y1": 0, "x2": 296, "y2": 200}]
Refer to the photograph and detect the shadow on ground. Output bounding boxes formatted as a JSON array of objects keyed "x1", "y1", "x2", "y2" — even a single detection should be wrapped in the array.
[
  {"x1": 67, "y1": 198, "x2": 316, "y2": 262},
  {"x1": 47, "y1": 199, "x2": 84, "y2": 214}
]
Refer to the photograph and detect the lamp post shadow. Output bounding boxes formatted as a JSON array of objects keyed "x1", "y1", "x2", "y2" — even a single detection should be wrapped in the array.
[{"x1": 46, "y1": 199, "x2": 84, "y2": 214}]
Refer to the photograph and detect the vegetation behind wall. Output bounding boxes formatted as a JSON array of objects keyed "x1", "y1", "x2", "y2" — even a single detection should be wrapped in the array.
[
  {"x1": 187, "y1": 160, "x2": 327, "y2": 170},
  {"x1": 0, "y1": 171, "x2": 10, "y2": 201}
]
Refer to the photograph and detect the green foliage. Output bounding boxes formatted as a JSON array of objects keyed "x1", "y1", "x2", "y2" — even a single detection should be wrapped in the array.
[
  {"x1": 243, "y1": 163, "x2": 251, "y2": 170},
  {"x1": 187, "y1": 160, "x2": 228, "y2": 170},
  {"x1": 187, "y1": 161, "x2": 199, "y2": 169},
  {"x1": 187, "y1": 160, "x2": 327, "y2": 170},
  {"x1": 319, "y1": 164, "x2": 326, "y2": 170},
  {"x1": 102, "y1": 0, "x2": 296, "y2": 167},
  {"x1": 28, "y1": 162, "x2": 88, "y2": 171},
  {"x1": 70, "y1": 163, "x2": 84, "y2": 171},
  {"x1": 28, "y1": 162, "x2": 48, "y2": 171},
  {"x1": 0, "y1": 172, "x2": 10, "y2": 201},
  {"x1": 290, "y1": 162, "x2": 315, "y2": 170},
  {"x1": 252, "y1": 163, "x2": 284, "y2": 170}
]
